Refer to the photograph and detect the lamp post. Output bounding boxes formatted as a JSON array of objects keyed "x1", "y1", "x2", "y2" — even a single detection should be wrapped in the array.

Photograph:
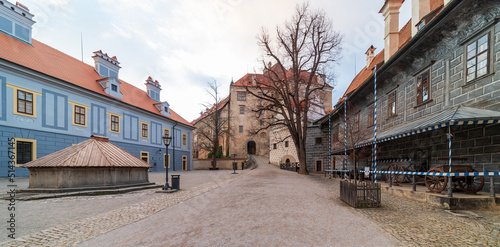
[
  {"x1": 162, "y1": 135, "x2": 172, "y2": 190},
  {"x1": 231, "y1": 154, "x2": 237, "y2": 174}
]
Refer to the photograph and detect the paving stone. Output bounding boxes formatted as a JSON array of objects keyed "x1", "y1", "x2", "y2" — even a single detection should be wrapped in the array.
[{"x1": 314, "y1": 174, "x2": 499, "y2": 246}]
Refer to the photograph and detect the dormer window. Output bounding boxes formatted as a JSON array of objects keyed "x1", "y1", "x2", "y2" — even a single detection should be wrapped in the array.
[
  {"x1": 0, "y1": 1, "x2": 35, "y2": 44},
  {"x1": 111, "y1": 84, "x2": 117, "y2": 92},
  {"x1": 92, "y1": 50, "x2": 121, "y2": 79},
  {"x1": 417, "y1": 20, "x2": 425, "y2": 31},
  {"x1": 145, "y1": 76, "x2": 162, "y2": 102},
  {"x1": 164, "y1": 106, "x2": 169, "y2": 113}
]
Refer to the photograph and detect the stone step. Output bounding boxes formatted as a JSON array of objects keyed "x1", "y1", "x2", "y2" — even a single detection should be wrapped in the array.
[{"x1": 5, "y1": 184, "x2": 163, "y2": 201}]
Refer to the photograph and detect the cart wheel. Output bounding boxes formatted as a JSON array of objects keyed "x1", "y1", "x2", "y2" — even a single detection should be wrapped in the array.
[
  {"x1": 387, "y1": 163, "x2": 405, "y2": 184},
  {"x1": 425, "y1": 167, "x2": 447, "y2": 193},
  {"x1": 457, "y1": 170, "x2": 485, "y2": 193},
  {"x1": 407, "y1": 162, "x2": 425, "y2": 181}
]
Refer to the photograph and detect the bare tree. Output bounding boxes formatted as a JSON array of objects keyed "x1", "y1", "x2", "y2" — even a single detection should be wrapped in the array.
[
  {"x1": 195, "y1": 80, "x2": 231, "y2": 169},
  {"x1": 248, "y1": 3, "x2": 342, "y2": 174},
  {"x1": 344, "y1": 102, "x2": 372, "y2": 182}
]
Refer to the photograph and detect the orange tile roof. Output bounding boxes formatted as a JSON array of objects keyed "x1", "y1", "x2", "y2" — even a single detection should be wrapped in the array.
[
  {"x1": 21, "y1": 135, "x2": 153, "y2": 168},
  {"x1": 398, "y1": 20, "x2": 412, "y2": 49},
  {"x1": 339, "y1": 19, "x2": 412, "y2": 104},
  {"x1": 431, "y1": 0, "x2": 444, "y2": 12},
  {"x1": 231, "y1": 73, "x2": 267, "y2": 87},
  {"x1": 341, "y1": 48, "x2": 384, "y2": 101},
  {"x1": 232, "y1": 68, "x2": 329, "y2": 89},
  {"x1": 191, "y1": 95, "x2": 230, "y2": 125},
  {"x1": 0, "y1": 34, "x2": 191, "y2": 126}
]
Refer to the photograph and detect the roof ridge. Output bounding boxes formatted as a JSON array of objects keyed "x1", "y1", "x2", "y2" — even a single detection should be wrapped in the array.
[
  {"x1": 93, "y1": 139, "x2": 116, "y2": 167},
  {"x1": 57, "y1": 139, "x2": 92, "y2": 166}
]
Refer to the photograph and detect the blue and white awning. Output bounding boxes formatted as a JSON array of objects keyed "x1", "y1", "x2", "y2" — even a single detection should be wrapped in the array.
[{"x1": 353, "y1": 106, "x2": 500, "y2": 148}]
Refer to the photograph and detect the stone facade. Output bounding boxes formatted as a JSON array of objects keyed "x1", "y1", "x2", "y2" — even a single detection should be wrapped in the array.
[
  {"x1": 309, "y1": 0, "x2": 500, "y2": 191},
  {"x1": 229, "y1": 85, "x2": 270, "y2": 158},
  {"x1": 304, "y1": 125, "x2": 330, "y2": 172},
  {"x1": 269, "y1": 127, "x2": 298, "y2": 165},
  {"x1": 192, "y1": 98, "x2": 231, "y2": 159}
]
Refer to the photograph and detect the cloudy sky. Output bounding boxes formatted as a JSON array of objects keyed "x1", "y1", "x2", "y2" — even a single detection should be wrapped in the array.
[{"x1": 21, "y1": 0, "x2": 412, "y2": 122}]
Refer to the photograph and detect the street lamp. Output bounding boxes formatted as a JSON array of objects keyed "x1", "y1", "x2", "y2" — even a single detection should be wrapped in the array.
[
  {"x1": 162, "y1": 135, "x2": 172, "y2": 190},
  {"x1": 231, "y1": 154, "x2": 237, "y2": 174}
]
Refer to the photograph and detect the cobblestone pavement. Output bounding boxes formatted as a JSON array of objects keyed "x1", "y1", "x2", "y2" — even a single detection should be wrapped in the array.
[
  {"x1": 312, "y1": 175, "x2": 500, "y2": 246},
  {"x1": 77, "y1": 157, "x2": 397, "y2": 247},
  {"x1": 3, "y1": 161, "x2": 498, "y2": 246},
  {"x1": 0, "y1": 169, "x2": 246, "y2": 245}
]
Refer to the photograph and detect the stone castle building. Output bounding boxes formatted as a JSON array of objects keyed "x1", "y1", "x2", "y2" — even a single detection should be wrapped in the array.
[{"x1": 193, "y1": 68, "x2": 332, "y2": 162}]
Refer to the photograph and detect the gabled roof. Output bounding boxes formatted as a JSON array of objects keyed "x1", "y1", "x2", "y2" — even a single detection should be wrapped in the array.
[
  {"x1": 231, "y1": 65, "x2": 330, "y2": 89},
  {"x1": 0, "y1": 34, "x2": 191, "y2": 126},
  {"x1": 338, "y1": 1, "x2": 448, "y2": 106},
  {"x1": 21, "y1": 135, "x2": 153, "y2": 168},
  {"x1": 231, "y1": 73, "x2": 267, "y2": 87},
  {"x1": 190, "y1": 95, "x2": 230, "y2": 125}
]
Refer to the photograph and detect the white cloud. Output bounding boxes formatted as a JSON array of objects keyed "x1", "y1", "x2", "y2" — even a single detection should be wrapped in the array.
[{"x1": 18, "y1": 0, "x2": 406, "y2": 122}]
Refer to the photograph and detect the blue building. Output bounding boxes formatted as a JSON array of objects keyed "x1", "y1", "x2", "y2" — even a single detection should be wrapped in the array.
[{"x1": 0, "y1": 1, "x2": 194, "y2": 177}]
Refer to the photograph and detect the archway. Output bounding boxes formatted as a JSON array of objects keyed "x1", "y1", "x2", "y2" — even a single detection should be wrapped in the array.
[
  {"x1": 281, "y1": 155, "x2": 296, "y2": 164},
  {"x1": 247, "y1": 141, "x2": 256, "y2": 155}
]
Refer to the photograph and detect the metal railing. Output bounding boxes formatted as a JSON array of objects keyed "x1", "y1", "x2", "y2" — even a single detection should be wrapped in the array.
[
  {"x1": 279, "y1": 162, "x2": 300, "y2": 172},
  {"x1": 340, "y1": 180, "x2": 381, "y2": 208}
]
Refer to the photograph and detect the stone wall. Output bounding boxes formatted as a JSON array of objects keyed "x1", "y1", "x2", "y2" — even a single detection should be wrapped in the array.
[
  {"x1": 269, "y1": 127, "x2": 298, "y2": 165},
  {"x1": 229, "y1": 86, "x2": 269, "y2": 158},
  {"x1": 319, "y1": 1, "x2": 500, "y2": 191},
  {"x1": 305, "y1": 125, "x2": 331, "y2": 172},
  {"x1": 193, "y1": 158, "x2": 247, "y2": 170},
  {"x1": 28, "y1": 167, "x2": 150, "y2": 188}
]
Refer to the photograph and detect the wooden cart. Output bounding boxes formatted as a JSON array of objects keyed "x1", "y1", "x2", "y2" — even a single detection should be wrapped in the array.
[
  {"x1": 424, "y1": 165, "x2": 485, "y2": 193},
  {"x1": 384, "y1": 162, "x2": 427, "y2": 184}
]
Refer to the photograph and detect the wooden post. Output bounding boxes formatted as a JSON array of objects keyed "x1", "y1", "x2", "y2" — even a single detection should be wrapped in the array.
[
  {"x1": 490, "y1": 175, "x2": 496, "y2": 197},
  {"x1": 412, "y1": 175, "x2": 416, "y2": 191}
]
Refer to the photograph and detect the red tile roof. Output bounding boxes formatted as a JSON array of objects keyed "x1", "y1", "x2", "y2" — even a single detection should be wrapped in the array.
[
  {"x1": 339, "y1": 19, "x2": 413, "y2": 103},
  {"x1": 431, "y1": 0, "x2": 444, "y2": 12},
  {"x1": 21, "y1": 135, "x2": 153, "y2": 168},
  {"x1": 341, "y1": 48, "x2": 385, "y2": 101},
  {"x1": 232, "y1": 67, "x2": 330, "y2": 89},
  {"x1": 231, "y1": 73, "x2": 267, "y2": 87},
  {"x1": 0, "y1": 34, "x2": 191, "y2": 126},
  {"x1": 191, "y1": 95, "x2": 230, "y2": 125},
  {"x1": 398, "y1": 20, "x2": 412, "y2": 49},
  {"x1": 339, "y1": 0, "x2": 446, "y2": 106}
]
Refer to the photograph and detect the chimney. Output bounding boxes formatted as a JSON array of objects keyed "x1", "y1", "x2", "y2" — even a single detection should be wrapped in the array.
[
  {"x1": 0, "y1": 1, "x2": 35, "y2": 44},
  {"x1": 145, "y1": 76, "x2": 162, "y2": 102},
  {"x1": 365, "y1": 45, "x2": 376, "y2": 68},
  {"x1": 92, "y1": 50, "x2": 121, "y2": 78},
  {"x1": 380, "y1": 0, "x2": 403, "y2": 61},
  {"x1": 252, "y1": 75, "x2": 257, "y2": 87},
  {"x1": 316, "y1": 75, "x2": 325, "y2": 85},
  {"x1": 411, "y1": 0, "x2": 431, "y2": 36}
]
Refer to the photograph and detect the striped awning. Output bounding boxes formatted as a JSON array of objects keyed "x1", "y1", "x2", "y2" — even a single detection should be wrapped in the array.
[{"x1": 351, "y1": 106, "x2": 500, "y2": 148}]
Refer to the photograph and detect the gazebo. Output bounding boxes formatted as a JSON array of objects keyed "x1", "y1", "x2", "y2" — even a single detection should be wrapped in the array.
[{"x1": 21, "y1": 135, "x2": 153, "y2": 189}]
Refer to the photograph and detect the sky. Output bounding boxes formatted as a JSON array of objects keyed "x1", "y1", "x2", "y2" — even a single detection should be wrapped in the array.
[{"x1": 20, "y1": 0, "x2": 412, "y2": 122}]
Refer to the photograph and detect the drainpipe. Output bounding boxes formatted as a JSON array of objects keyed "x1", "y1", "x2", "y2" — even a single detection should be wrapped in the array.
[{"x1": 172, "y1": 121, "x2": 178, "y2": 171}]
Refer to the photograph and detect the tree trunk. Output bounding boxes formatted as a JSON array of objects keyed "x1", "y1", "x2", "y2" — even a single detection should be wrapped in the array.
[
  {"x1": 212, "y1": 140, "x2": 218, "y2": 169},
  {"x1": 353, "y1": 148, "x2": 357, "y2": 184},
  {"x1": 297, "y1": 145, "x2": 309, "y2": 175}
]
